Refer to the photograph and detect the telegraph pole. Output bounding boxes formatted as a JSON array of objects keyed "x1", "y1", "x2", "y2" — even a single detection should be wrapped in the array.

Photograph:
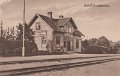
[
  {"x1": 0, "y1": 21, "x2": 3, "y2": 57},
  {"x1": 0, "y1": 21, "x2": 3, "y2": 38},
  {"x1": 22, "y1": 0, "x2": 26, "y2": 57}
]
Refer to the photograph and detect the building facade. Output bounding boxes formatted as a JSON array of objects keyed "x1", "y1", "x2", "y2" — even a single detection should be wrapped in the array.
[{"x1": 28, "y1": 12, "x2": 84, "y2": 53}]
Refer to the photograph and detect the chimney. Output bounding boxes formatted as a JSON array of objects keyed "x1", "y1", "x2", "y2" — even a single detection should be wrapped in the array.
[
  {"x1": 47, "y1": 12, "x2": 52, "y2": 18},
  {"x1": 59, "y1": 15, "x2": 64, "y2": 19}
]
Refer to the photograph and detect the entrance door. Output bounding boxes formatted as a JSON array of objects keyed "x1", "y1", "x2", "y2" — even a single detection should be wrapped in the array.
[
  {"x1": 34, "y1": 36, "x2": 42, "y2": 50},
  {"x1": 67, "y1": 40, "x2": 71, "y2": 51}
]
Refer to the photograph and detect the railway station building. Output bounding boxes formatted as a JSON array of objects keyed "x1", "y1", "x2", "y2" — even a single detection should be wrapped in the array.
[{"x1": 28, "y1": 12, "x2": 84, "y2": 53}]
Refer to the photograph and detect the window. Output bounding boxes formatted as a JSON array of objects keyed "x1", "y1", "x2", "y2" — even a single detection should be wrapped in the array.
[
  {"x1": 76, "y1": 39, "x2": 79, "y2": 49},
  {"x1": 64, "y1": 41, "x2": 66, "y2": 47},
  {"x1": 68, "y1": 25, "x2": 71, "y2": 33},
  {"x1": 42, "y1": 36, "x2": 46, "y2": 44},
  {"x1": 42, "y1": 40, "x2": 46, "y2": 44},
  {"x1": 36, "y1": 22, "x2": 41, "y2": 30},
  {"x1": 65, "y1": 25, "x2": 72, "y2": 33},
  {"x1": 56, "y1": 36, "x2": 60, "y2": 44}
]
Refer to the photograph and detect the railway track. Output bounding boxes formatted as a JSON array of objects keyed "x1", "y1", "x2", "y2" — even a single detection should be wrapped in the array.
[{"x1": 0, "y1": 55, "x2": 120, "y2": 76}]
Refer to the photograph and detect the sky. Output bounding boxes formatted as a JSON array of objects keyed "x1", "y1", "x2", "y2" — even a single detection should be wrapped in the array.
[{"x1": 0, "y1": 0, "x2": 120, "y2": 41}]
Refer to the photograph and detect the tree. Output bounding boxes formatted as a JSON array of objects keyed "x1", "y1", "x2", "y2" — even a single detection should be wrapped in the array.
[
  {"x1": 88, "y1": 38, "x2": 99, "y2": 46},
  {"x1": 98, "y1": 36, "x2": 110, "y2": 48},
  {"x1": 113, "y1": 41, "x2": 120, "y2": 53},
  {"x1": 16, "y1": 23, "x2": 38, "y2": 55},
  {"x1": 82, "y1": 39, "x2": 89, "y2": 53},
  {"x1": 16, "y1": 23, "x2": 34, "y2": 41},
  {"x1": 82, "y1": 39, "x2": 89, "y2": 48}
]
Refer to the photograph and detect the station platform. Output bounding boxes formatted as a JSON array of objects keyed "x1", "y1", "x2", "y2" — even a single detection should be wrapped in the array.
[{"x1": 0, "y1": 53, "x2": 118, "y2": 63}]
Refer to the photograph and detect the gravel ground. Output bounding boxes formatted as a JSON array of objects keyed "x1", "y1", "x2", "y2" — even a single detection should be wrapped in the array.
[{"x1": 25, "y1": 60, "x2": 120, "y2": 76}]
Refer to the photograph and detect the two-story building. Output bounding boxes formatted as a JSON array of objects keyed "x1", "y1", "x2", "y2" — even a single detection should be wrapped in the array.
[{"x1": 28, "y1": 12, "x2": 84, "y2": 53}]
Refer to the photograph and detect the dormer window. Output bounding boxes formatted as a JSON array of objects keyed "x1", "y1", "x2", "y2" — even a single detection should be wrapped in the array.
[{"x1": 35, "y1": 22, "x2": 41, "y2": 30}]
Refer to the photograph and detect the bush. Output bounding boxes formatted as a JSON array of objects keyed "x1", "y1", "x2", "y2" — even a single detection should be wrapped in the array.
[
  {"x1": 0, "y1": 39, "x2": 38, "y2": 56},
  {"x1": 84, "y1": 46, "x2": 108, "y2": 54}
]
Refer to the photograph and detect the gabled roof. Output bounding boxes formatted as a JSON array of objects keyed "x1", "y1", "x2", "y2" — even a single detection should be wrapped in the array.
[
  {"x1": 28, "y1": 13, "x2": 84, "y2": 37},
  {"x1": 73, "y1": 29, "x2": 85, "y2": 37},
  {"x1": 55, "y1": 18, "x2": 70, "y2": 26},
  {"x1": 28, "y1": 14, "x2": 65, "y2": 33},
  {"x1": 54, "y1": 18, "x2": 77, "y2": 29},
  {"x1": 28, "y1": 13, "x2": 78, "y2": 32},
  {"x1": 39, "y1": 14, "x2": 65, "y2": 32}
]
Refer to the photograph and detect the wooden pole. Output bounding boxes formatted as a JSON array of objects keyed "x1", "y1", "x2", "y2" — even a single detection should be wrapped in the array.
[
  {"x1": 0, "y1": 21, "x2": 3, "y2": 38},
  {"x1": 22, "y1": 0, "x2": 26, "y2": 57}
]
